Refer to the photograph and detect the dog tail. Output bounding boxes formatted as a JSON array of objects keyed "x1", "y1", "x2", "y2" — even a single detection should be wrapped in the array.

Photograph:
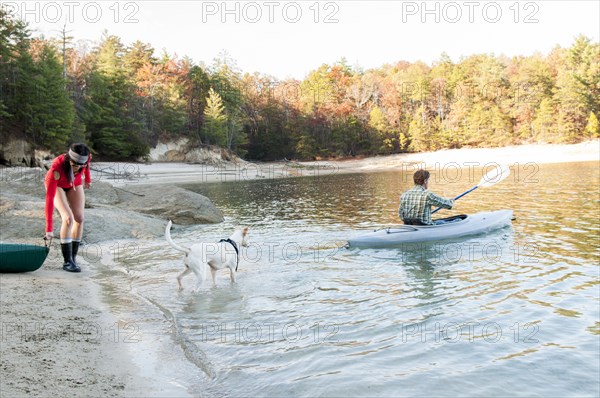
[{"x1": 165, "y1": 220, "x2": 191, "y2": 254}]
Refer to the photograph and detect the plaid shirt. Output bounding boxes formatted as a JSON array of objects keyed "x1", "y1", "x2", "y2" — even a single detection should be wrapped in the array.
[{"x1": 399, "y1": 185, "x2": 453, "y2": 225}]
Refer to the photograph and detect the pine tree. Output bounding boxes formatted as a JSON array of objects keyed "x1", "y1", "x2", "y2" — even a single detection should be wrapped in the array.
[
  {"x1": 408, "y1": 106, "x2": 431, "y2": 152},
  {"x1": 29, "y1": 43, "x2": 74, "y2": 149},
  {"x1": 584, "y1": 112, "x2": 599, "y2": 139},
  {"x1": 82, "y1": 34, "x2": 147, "y2": 158},
  {"x1": 554, "y1": 36, "x2": 599, "y2": 143},
  {"x1": 202, "y1": 88, "x2": 227, "y2": 146},
  {"x1": 369, "y1": 105, "x2": 395, "y2": 152},
  {"x1": 532, "y1": 98, "x2": 558, "y2": 142},
  {"x1": 9, "y1": 40, "x2": 74, "y2": 150},
  {"x1": 185, "y1": 65, "x2": 211, "y2": 144},
  {"x1": 0, "y1": 9, "x2": 29, "y2": 123}
]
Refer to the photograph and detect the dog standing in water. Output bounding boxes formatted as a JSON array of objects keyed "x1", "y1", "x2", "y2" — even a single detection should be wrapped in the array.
[{"x1": 165, "y1": 220, "x2": 250, "y2": 291}]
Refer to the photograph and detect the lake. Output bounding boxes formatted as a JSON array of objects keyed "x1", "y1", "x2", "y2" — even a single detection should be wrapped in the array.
[{"x1": 93, "y1": 160, "x2": 599, "y2": 397}]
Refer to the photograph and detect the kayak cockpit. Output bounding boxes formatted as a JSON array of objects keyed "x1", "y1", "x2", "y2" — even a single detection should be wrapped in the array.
[{"x1": 385, "y1": 214, "x2": 468, "y2": 233}]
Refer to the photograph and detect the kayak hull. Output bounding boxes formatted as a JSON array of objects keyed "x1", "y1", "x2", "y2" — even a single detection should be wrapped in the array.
[
  {"x1": 0, "y1": 243, "x2": 49, "y2": 273},
  {"x1": 347, "y1": 210, "x2": 513, "y2": 248}
]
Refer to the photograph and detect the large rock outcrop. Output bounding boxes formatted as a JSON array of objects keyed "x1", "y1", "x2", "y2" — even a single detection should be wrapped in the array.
[
  {"x1": 146, "y1": 138, "x2": 242, "y2": 164},
  {"x1": 0, "y1": 138, "x2": 52, "y2": 167},
  {"x1": 0, "y1": 166, "x2": 224, "y2": 244},
  {"x1": 103, "y1": 184, "x2": 224, "y2": 225}
]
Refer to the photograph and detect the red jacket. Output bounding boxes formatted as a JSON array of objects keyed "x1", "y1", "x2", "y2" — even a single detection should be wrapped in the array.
[{"x1": 44, "y1": 154, "x2": 92, "y2": 232}]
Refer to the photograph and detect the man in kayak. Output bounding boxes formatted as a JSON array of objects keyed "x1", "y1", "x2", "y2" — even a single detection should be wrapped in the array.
[
  {"x1": 399, "y1": 169, "x2": 454, "y2": 225},
  {"x1": 44, "y1": 143, "x2": 92, "y2": 272}
]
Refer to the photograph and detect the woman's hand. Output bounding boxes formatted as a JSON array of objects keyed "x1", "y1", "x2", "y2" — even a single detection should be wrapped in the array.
[
  {"x1": 44, "y1": 231, "x2": 53, "y2": 243},
  {"x1": 85, "y1": 182, "x2": 91, "y2": 189}
]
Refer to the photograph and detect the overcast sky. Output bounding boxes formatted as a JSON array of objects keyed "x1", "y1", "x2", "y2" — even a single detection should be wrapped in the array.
[{"x1": 5, "y1": 0, "x2": 600, "y2": 79}]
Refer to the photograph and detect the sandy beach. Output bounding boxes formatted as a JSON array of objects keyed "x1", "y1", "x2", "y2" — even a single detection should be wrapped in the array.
[
  {"x1": 89, "y1": 140, "x2": 599, "y2": 187},
  {"x1": 0, "y1": 268, "x2": 160, "y2": 397},
  {"x1": 1, "y1": 140, "x2": 598, "y2": 397}
]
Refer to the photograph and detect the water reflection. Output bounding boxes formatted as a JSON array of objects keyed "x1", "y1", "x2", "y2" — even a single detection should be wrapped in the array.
[{"x1": 110, "y1": 161, "x2": 600, "y2": 397}]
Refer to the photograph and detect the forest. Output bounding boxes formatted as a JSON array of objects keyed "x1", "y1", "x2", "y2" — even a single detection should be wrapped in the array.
[{"x1": 1, "y1": 8, "x2": 598, "y2": 161}]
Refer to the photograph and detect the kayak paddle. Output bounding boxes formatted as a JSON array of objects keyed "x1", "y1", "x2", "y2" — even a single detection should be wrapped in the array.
[{"x1": 432, "y1": 164, "x2": 511, "y2": 214}]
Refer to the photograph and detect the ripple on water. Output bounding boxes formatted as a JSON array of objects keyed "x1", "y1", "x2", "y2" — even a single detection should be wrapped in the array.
[{"x1": 99, "y1": 162, "x2": 600, "y2": 397}]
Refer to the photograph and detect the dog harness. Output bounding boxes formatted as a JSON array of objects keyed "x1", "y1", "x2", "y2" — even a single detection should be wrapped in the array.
[{"x1": 219, "y1": 238, "x2": 240, "y2": 271}]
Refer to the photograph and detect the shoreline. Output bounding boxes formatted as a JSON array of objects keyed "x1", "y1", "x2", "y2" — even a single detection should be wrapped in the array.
[
  {"x1": 94, "y1": 140, "x2": 599, "y2": 187},
  {"x1": 0, "y1": 241, "x2": 197, "y2": 397},
  {"x1": 0, "y1": 265, "x2": 187, "y2": 397},
  {"x1": 1, "y1": 140, "x2": 599, "y2": 396}
]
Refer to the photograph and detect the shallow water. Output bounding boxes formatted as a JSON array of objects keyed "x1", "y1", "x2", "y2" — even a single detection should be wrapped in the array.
[{"x1": 93, "y1": 161, "x2": 599, "y2": 397}]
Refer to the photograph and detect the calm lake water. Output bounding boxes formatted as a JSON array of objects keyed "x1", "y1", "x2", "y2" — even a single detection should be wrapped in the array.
[{"x1": 94, "y1": 161, "x2": 599, "y2": 397}]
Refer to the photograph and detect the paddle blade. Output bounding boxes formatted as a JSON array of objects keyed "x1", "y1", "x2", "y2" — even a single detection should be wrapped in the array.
[{"x1": 479, "y1": 164, "x2": 511, "y2": 187}]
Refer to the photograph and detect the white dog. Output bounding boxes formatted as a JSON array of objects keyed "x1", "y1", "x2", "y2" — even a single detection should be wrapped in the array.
[{"x1": 165, "y1": 220, "x2": 249, "y2": 291}]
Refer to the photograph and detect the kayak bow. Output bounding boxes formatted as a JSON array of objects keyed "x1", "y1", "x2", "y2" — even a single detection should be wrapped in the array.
[{"x1": 0, "y1": 243, "x2": 50, "y2": 273}]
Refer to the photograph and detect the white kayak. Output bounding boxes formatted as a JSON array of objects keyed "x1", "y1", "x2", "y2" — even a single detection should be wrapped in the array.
[{"x1": 347, "y1": 210, "x2": 513, "y2": 248}]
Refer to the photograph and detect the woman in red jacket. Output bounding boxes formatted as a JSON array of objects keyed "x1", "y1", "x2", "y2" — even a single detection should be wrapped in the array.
[{"x1": 44, "y1": 143, "x2": 92, "y2": 272}]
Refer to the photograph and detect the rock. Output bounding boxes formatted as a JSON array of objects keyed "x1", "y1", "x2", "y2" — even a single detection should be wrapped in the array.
[
  {"x1": 85, "y1": 182, "x2": 120, "y2": 207},
  {"x1": 0, "y1": 140, "x2": 50, "y2": 168},
  {"x1": 0, "y1": 164, "x2": 225, "y2": 244},
  {"x1": 146, "y1": 139, "x2": 189, "y2": 162},
  {"x1": 0, "y1": 193, "x2": 166, "y2": 243},
  {"x1": 145, "y1": 138, "x2": 244, "y2": 165},
  {"x1": 81, "y1": 207, "x2": 167, "y2": 243},
  {"x1": 34, "y1": 149, "x2": 54, "y2": 168},
  {"x1": 112, "y1": 184, "x2": 224, "y2": 225},
  {"x1": 0, "y1": 168, "x2": 132, "y2": 208},
  {"x1": 0, "y1": 195, "x2": 46, "y2": 242},
  {"x1": 163, "y1": 150, "x2": 186, "y2": 162},
  {"x1": 0, "y1": 139, "x2": 34, "y2": 166},
  {"x1": 184, "y1": 147, "x2": 228, "y2": 164},
  {"x1": 0, "y1": 166, "x2": 47, "y2": 199}
]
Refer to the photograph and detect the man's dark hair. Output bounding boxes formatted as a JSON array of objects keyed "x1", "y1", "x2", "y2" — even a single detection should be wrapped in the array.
[{"x1": 413, "y1": 169, "x2": 430, "y2": 185}]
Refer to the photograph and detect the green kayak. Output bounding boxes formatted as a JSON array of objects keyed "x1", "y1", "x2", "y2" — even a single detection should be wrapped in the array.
[{"x1": 0, "y1": 243, "x2": 49, "y2": 273}]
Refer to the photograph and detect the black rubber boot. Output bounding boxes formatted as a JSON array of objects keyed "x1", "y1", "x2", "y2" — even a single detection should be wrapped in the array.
[
  {"x1": 72, "y1": 240, "x2": 80, "y2": 267},
  {"x1": 61, "y1": 242, "x2": 81, "y2": 273}
]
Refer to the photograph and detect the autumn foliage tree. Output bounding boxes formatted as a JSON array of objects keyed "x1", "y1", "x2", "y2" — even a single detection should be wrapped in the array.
[{"x1": 1, "y1": 8, "x2": 598, "y2": 161}]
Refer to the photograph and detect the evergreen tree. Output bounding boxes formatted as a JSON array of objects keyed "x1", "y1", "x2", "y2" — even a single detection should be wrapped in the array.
[
  {"x1": 408, "y1": 106, "x2": 431, "y2": 152},
  {"x1": 0, "y1": 9, "x2": 29, "y2": 123},
  {"x1": 2, "y1": 15, "x2": 598, "y2": 162},
  {"x1": 532, "y1": 98, "x2": 558, "y2": 141},
  {"x1": 185, "y1": 64, "x2": 211, "y2": 143},
  {"x1": 369, "y1": 105, "x2": 395, "y2": 153},
  {"x1": 16, "y1": 42, "x2": 74, "y2": 150},
  {"x1": 210, "y1": 53, "x2": 247, "y2": 152},
  {"x1": 554, "y1": 36, "x2": 599, "y2": 143},
  {"x1": 81, "y1": 34, "x2": 147, "y2": 158},
  {"x1": 202, "y1": 88, "x2": 227, "y2": 146},
  {"x1": 584, "y1": 112, "x2": 599, "y2": 139}
]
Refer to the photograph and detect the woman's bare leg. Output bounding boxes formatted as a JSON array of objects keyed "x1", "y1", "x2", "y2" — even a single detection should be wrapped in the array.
[
  {"x1": 53, "y1": 188, "x2": 74, "y2": 240},
  {"x1": 53, "y1": 188, "x2": 80, "y2": 272},
  {"x1": 66, "y1": 186, "x2": 85, "y2": 240}
]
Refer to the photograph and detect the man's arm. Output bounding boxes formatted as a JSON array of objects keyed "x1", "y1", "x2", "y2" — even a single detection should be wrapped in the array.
[{"x1": 427, "y1": 192, "x2": 453, "y2": 209}]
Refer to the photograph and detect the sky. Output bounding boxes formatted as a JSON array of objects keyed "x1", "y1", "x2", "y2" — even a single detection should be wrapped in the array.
[{"x1": 3, "y1": 0, "x2": 599, "y2": 80}]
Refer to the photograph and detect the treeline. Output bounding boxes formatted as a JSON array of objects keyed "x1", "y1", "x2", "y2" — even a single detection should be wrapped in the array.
[{"x1": 1, "y1": 9, "x2": 598, "y2": 160}]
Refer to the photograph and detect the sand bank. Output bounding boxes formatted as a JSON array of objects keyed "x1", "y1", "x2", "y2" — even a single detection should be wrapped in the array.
[
  {"x1": 0, "y1": 265, "x2": 191, "y2": 397},
  {"x1": 91, "y1": 140, "x2": 599, "y2": 187}
]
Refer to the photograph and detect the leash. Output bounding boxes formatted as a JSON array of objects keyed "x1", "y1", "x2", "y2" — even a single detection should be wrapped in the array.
[{"x1": 219, "y1": 238, "x2": 240, "y2": 271}]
